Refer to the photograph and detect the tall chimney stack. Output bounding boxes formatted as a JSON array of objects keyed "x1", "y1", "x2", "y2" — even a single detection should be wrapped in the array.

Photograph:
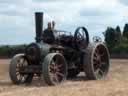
[{"x1": 35, "y1": 12, "x2": 43, "y2": 42}]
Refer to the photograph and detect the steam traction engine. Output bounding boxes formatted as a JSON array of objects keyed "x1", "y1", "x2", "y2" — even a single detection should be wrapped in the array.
[{"x1": 9, "y1": 12, "x2": 110, "y2": 85}]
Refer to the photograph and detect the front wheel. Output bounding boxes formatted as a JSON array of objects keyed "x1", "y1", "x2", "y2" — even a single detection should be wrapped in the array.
[
  {"x1": 9, "y1": 54, "x2": 33, "y2": 84},
  {"x1": 42, "y1": 53, "x2": 67, "y2": 85},
  {"x1": 84, "y1": 43, "x2": 110, "y2": 80}
]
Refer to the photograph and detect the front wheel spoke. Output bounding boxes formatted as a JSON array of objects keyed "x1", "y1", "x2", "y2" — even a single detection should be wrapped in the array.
[
  {"x1": 50, "y1": 64, "x2": 54, "y2": 70},
  {"x1": 57, "y1": 64, "x2": 63, "y2": 68},
  {"x1": 56, "y1": 72, "x2": 64, "y2": 77},
  {"x1": 96, "y1": 69, "x2": 104, "y2": 77},
  {"x1": 54, "y1": 74, "x2": 59, "y2": 82},
  {"x1": 56, "y1": 68, "x2": 60, "y2": 72}
]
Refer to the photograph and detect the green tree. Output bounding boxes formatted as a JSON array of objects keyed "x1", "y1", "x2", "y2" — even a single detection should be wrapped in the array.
[
  {"x1": 104, "y1": 27, "x2": 117, "y2": 50},
  {"x1": 123, "y1": 23, "x2": 128, "y2": 39},
  {"x1": 115, "y1": 26, "x2": 122, "y2": 44},
  {"x1": 0, "y1": 44, "x2": 27, "y2": 58}
]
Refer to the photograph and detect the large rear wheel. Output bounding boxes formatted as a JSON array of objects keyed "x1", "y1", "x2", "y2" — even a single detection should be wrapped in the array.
[
  {"x1": 42, "y1": 53, "x2": 67, "y2": 85},
  {"x1": 84, "y1": 43, "x2": 110, "y2": 80}
]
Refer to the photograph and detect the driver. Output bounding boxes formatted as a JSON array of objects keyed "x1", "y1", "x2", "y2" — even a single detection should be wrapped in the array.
[{"x1": 43, "y1": 21, "x2": 55, "y2": 44}]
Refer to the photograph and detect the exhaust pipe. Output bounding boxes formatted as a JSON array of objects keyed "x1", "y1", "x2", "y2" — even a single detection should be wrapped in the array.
[{"x1": 35, "y1": 12, "x2": 43, "y2": 42}]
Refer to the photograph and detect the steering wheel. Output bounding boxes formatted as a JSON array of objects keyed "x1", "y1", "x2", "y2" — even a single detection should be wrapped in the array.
[
  {"x1": 93, "y1": 36, "x2": 102, "y2": 42},
  {"x1": 74, "y1": 27, "x2": 89, "y2": 50}
]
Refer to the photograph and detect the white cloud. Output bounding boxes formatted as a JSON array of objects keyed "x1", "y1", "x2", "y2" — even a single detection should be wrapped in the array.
[
  {"x1": 0, "y1": 0, "x2": 128, "y2": 44},
  {"x1": 119, "y1": 0, "x2": 128, "y2": 5}
]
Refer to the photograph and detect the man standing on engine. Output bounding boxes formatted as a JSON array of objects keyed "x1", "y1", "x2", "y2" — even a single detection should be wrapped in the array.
[{"x1": 43, "y1": 21, "x2": 56, "y2": 44}]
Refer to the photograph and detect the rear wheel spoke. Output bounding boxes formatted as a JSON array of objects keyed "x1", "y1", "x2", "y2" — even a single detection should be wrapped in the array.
[
  {"x1": 100, "y1": 52, "x2": 105, "y2": 57},
  {"x1": 99, "y1": 69, "x2": 104, "y2": 76}
]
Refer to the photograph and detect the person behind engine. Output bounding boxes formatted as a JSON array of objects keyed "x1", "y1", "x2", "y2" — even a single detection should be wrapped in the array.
[{"x1": 43, "y1": 21, "x2": 55, "y2": 44}]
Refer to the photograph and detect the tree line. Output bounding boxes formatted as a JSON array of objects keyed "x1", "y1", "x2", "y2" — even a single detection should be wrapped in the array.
[
  {"x1": 0, "y1": 45, "x2": 26, "y2": 58},
  {"x1": 104, "y1": 24, "x2": 128, "y2": 55}
]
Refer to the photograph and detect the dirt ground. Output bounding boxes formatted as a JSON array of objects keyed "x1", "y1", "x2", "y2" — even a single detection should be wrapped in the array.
[{"x1": 0, "y1": 59, "x2": 127, "y2": 96}]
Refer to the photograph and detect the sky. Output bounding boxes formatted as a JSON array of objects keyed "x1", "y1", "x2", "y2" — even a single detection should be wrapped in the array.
[{"x1": 0, "y1": 0, "x2": 128, "y2": 45}]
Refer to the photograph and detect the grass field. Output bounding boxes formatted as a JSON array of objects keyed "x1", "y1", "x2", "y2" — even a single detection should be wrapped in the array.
[{"x1": 0, "y1": 59, "x2": 127, "y2": 96}]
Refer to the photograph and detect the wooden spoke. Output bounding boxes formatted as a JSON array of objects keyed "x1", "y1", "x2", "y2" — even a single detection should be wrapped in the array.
[{"x1": 56, "y1": 72, "x2": 64, "y2": 77}]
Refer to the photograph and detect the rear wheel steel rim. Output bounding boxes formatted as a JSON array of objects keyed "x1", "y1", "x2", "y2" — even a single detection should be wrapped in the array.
[{"x1": 92, "y1": 45, "x2": 109, "y2": 79}]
